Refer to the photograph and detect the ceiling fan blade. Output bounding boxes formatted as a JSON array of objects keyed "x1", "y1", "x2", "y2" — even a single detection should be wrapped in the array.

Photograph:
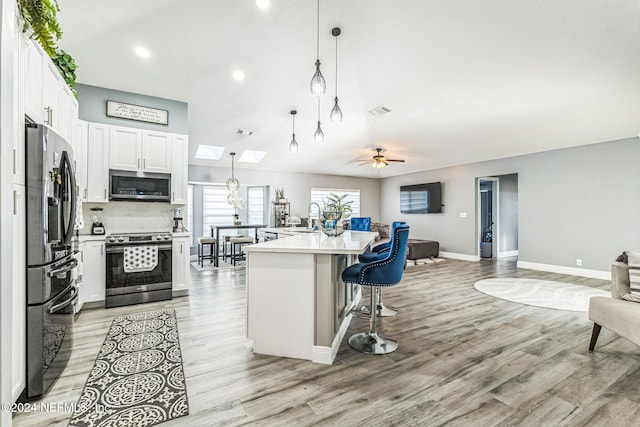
[
  {"x1": 358, "y1": 161, "x2": 371, "y2": 166},
  {"x1": 387, "y1": 159, "x2": 405, "y2": 162}
]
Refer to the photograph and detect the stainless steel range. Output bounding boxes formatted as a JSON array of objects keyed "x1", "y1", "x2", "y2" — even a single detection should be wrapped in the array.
[{"x1": 105, "y1": 232, "x2": 173, "y2": 308}]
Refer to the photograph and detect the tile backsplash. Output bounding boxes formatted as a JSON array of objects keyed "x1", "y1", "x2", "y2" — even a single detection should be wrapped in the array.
[{"x1": 79, "y1": 201, "x2": 183, "y2": 235}]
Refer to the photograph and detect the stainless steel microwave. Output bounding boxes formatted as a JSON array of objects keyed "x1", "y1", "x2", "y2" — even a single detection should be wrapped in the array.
[{"x1": 109, "y1": 170, "x2": 171, "y2": 202}]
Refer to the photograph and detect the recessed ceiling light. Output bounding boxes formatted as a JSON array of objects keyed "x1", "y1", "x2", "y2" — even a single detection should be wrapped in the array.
[
  {"x1": 232, "y1": 70, "x2": 245, "y2": 81},
  {"x1": 238, "y1": 150, "x2": 267, "y2": 164},
  {"x1": 256, "y1": 0, "x2": 270, "y2": 9},
  {"x1": 369, "y1": 105, "x2": 392, "y2": 117},
  {"x1": 195, "y1": 145, "x2": 225, "y2": 160},
  {"x1": 134, "y1": 46, "x2": 150, "y2": 58}
]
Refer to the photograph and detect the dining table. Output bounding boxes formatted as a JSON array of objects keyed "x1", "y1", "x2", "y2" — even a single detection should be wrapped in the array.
[{"x1": 209, "y1": 224, "x2": 267, "y2": 267}]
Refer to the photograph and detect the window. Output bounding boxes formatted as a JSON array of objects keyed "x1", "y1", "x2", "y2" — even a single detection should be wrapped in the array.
[
  {"x1": 202, "y1": 186, "x2": 235, "y2": 233},
  {"x1": 247, "y1": 186, "x2": 266, "y2": 225},
  {"x1": 310, "y1": 188, "x2": 361, "y2": 219}
]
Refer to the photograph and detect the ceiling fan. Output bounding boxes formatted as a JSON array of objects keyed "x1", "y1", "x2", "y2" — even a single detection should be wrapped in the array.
[{"x1": 358, "y1": 148, "x2": 405, "y2": 169}]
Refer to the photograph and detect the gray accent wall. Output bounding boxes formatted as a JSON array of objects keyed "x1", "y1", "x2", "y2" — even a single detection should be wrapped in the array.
[
  {"x1": 497, "y1": 173, "x2": 518, "y2": 254},
  {"x1": 380, "y1": 138, "x2": 640, "y2": 272},
  {"x1": 76, "y1": 84, "x2": 188, "y2": 133}
]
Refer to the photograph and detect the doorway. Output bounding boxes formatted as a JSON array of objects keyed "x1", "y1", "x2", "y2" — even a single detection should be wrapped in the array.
[{"x1": 478, "y1": 178, "x2": 499, "y2": 258}]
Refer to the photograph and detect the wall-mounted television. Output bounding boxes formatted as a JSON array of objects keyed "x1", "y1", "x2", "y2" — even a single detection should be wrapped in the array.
[{"x1": 400, "y1": 182, "x2": 442, "y2": 213}]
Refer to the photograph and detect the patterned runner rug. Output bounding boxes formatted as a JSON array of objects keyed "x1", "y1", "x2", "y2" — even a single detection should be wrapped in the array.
[
  {"x1": 474, "y1": 278, "x2": 610, "y2": 312},
  {"x1": 69, "y1": 309, "x2": 188, "y2": 427}
]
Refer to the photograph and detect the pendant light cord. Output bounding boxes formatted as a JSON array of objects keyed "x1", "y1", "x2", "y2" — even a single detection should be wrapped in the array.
[
  {"x1": 316, "y1": 0, "x2": 320, "y2": 59},
  {"x1": 335, "y1": 35, "x2": 338, "y2": 97}
]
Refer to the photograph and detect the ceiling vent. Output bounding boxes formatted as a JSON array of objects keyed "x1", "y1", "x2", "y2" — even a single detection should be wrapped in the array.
[
  {"x1": 369, "y1": 105, "x2": 392, "y2": 117},
  {"x1": 237, "y1": 129, "x2": 254, "y2": 135}
]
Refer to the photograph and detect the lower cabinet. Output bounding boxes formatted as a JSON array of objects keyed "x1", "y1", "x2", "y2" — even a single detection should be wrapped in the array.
[
  {"x1": 12, "y1": 184, "x2": 26, "y2": 401},
  {"x1": 80, "y1": 239, "x2": 106, "y2": 305},
  {"x1": 172, "y1": 236, "x2": 191, "y2": 294}
]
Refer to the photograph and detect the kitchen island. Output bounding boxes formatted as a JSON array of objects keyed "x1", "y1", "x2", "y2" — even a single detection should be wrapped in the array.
[{"x1": 244, "y1": 230, "x2": 378, "y2": 364}]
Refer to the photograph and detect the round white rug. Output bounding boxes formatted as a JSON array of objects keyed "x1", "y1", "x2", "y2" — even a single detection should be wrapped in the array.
[{"x1": 473, "y1": 278, "x2": 610, "y2": 312}]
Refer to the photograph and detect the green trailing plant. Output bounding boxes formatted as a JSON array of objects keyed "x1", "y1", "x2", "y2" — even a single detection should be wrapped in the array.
[
  {"x1": 52, "y1": 49, "x2": 78, "y2": 98},
  {"x1": 323, "y1": 193, "x2": 353, "y2": 221},
  {"x1": 17, "y1": 0, "x2": 63, "y2": 57}
]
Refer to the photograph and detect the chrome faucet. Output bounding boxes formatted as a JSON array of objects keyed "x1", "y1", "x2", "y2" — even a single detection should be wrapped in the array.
[{"x1": 307, "y1": 202, "x2": 321, "y2": 229}]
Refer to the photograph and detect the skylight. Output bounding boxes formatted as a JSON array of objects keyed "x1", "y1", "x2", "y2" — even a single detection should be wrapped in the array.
[
  {"x1": 195, "y1": 145, "x2": 225, "y2": 160},
  {"x1": 238, "y1": 150, "x2": 267, "y2": 164}
]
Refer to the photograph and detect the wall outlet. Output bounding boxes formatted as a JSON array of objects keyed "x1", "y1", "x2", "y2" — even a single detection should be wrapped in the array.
[
  {"x1": 576, "y1": 258, "x2": 582, "y2": 266},
  {"x1": 459, "y1": 212, "x2": 467, "y2": 218}
]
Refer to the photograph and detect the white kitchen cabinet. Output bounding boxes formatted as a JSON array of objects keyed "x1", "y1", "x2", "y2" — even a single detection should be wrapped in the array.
[
  {"x1": 11, "y1": 184, "x2": 26, "y2": 401},
  {"x1": 21, "y1": 37, "x2": 44, "y2": 124},
  {"x1": 171, "y1": 134, "x2": 188, "y2": 204},
  {"x1": 172, "y1": 235, "x2": 191, "y2": 294},
  {"x1": 42, "y1": 61, "x2": 60, "y2": 131},
  {"x1": 109, "y1": 127, "x2": 172, "y2": 173},
  {"x1": 72, "y1": 119, "x2": 88, "y2": 201},
  {"x1": 109, "y1": 125, "x2": 142, "y2": 171},
  {"x1": 142, "y1": 130, "x2": 172, "y2": 173},
  {"x1": 87, "y1": 123, "x2": 110, "y2": 203},
  {"x1": 80, "y1": 240, "x2": 106, "y2": 304}
]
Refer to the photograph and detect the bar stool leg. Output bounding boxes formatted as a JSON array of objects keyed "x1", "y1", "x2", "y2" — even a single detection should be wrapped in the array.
[
  {"x1": 348, "y1": 286, "x2": 398, "y2": 355},
  {"x1": 198, "y1": 242, "x2": 203, "y2": 266},
  {"x1": 359, "y1": 288, "x2": 398, "y2": 317}
]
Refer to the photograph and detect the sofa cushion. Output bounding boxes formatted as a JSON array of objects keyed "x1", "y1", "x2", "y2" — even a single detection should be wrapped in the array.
[{"x1": 622, "y1": 250, "x2": 640, "y2": 303}]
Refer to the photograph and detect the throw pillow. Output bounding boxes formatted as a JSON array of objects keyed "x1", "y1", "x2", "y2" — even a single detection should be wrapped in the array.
[
  {"x1": 622, "y1": 250, "x2": 640, "y2": 303},
  {"x1": 370, "y1": 223, "x2": 390, "y2": 241}
]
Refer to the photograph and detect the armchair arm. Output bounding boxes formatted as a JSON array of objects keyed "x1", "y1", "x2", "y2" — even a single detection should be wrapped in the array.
[{"x1": 611, "y1": 262, "x2": 630, "y2": 300}]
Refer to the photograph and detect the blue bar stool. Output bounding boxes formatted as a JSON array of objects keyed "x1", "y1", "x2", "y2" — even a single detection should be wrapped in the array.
[
  {"x1": 358, "y1": 221, "x2": 406, "y2": 317},
  {"x1": 341, "y1": 224, "x2": 409, "y2": 354}
]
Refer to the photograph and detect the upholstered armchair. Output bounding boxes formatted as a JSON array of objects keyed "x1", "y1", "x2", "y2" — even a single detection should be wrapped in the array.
[
  {"x1": 350, "y1": 217, "x2": 371, "y2": 231},
  {"x1": 588, "y1": 262, "x2": 640, "y2": 351}
]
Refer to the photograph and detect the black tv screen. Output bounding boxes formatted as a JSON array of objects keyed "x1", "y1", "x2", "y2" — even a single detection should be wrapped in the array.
[{"x1": 400, "y1": 182, "x2": 442, "y2": 213}]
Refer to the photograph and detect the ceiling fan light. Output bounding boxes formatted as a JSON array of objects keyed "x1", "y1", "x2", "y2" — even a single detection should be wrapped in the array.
[
  {"x1": 310, "y1": 60, "x2": 326, "y2": 98},
  {"x1": 314, "y1": 121, "x2": 324, "y2": 143},
  {"x1": 330, "y1": 97, "x2": 342, "y2": 124}
]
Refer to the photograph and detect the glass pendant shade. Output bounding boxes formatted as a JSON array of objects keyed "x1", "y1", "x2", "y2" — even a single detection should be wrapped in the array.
[
  {"x1": 226, "y1": 152, "x2": 240, "y2": 191},
  {"x1": 289, "y1": 134, "x2": 299, "y2": 153},
  {"x1": 310, "y1": 60, "x2": 326, "y2": 98},
  {"x1": 314, "y1": 121, "x2": 324, "y2": 143},
  {"x1": 226, "y1": 177, "x2": 239, "y2": 191},
  {"x1": 330, "y1": 97, "x2": 343, "y2": 124}
]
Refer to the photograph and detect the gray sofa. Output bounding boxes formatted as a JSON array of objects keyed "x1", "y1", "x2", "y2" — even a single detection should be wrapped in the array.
[{"x1": 588, "y1": 262, "x2": 640, "y2": 351}]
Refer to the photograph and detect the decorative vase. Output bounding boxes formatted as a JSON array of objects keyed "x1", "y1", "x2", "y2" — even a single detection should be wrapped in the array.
[
  {"x1": 233, "y1": 215, "x2": 241, "y2": 226},
  {"x1": 320, "y1": 209, "x2": 344, "y2": 237}
]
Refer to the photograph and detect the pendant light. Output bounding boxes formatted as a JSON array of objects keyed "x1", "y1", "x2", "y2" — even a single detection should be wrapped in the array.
[
  {"x1": 309, "y1": 0, "x2": 326, "y2": 98},
  {"x1": 289, "y1": 110, "x2": 299, "y2": 153},
  {"x1": 226, "y1": 152, "x2": 239, "y2": 191},
  {"x1": 314, "y1": 99, "x2": 324, "y2": 143},
  {"x1": 330, "y1": 27, "x2": 343, "y2": 125}
]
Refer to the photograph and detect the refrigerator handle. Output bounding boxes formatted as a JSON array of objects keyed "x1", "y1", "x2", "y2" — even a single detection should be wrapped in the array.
[
  {"x1": 60, "y1": 150, "x2": 77, "y2": 245},
  {"x1": 49, "y1": 285, "x2": 78, "y2": 314}
]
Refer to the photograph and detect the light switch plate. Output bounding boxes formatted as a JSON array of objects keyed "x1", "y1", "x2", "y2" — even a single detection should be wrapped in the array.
[{"x1": 459, "y1": 212, "x2": 467, "y2": 218}]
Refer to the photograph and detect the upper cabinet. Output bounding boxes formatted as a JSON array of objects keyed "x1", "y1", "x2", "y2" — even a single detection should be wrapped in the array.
[
  {"x1": 87, "y1": 123, "x2": 110, "y2": 203},
  {"x1": 110, "y1": 126, "x2": 172, "y2": 174},
  {"x1": 171, "y1": 134, "x2": 188, "y2": 204},
  {"x1": 72, "y1": 120, "x2": 89, "y2": 201},
  {"x1": 21, "y1": 37, "x2": 77, "y2": 141}
]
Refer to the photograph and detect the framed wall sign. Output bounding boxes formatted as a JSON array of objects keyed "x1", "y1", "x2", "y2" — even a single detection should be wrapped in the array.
[{"x1": 106, "y1": 100, "x2": 169, "y2": 125}]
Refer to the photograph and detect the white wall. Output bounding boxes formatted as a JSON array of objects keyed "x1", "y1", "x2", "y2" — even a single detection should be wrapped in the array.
[{"x1": 380, "y1": 137, "x2": 640, "y2": 273}]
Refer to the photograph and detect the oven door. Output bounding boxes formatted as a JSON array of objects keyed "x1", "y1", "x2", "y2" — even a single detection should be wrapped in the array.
[{"x1": 105, "y1": 243, "x2": 172, "y2": 296}]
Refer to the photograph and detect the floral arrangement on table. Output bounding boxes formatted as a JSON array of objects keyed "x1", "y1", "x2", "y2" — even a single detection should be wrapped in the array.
[
  {"x1": 227, "y1": 191, "x2": 245, "y2": 225},
  {"x1": 321, "y1": 193, "x2": 353, "y2": 236}
]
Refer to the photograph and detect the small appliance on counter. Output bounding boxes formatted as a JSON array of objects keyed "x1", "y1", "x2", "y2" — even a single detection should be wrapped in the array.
[
  {"x1": 173, "y1": 208, "x2": 187, "y2": 232},
  {"x1": 90, "y1": 207, "x2": 105, "y2": 235},
  {"x1": 286, "y1": 216, "x2": 301, "y2": 228}
]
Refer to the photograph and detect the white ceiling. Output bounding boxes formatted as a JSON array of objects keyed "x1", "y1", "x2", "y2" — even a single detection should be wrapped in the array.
[{"x1": 57, "y1": 0, "x2": 640, "y2": 178}]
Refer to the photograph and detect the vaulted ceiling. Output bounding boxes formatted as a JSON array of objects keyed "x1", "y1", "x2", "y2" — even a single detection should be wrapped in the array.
[{"x1": 58, "y1": 0, "x2": 640, "y2": 177}]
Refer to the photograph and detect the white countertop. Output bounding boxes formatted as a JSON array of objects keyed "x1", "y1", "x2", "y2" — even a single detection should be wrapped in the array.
[
  {"x1": 77, "y1": 234, "x2": 106, "y2": 242},
  {"x1": 172, "y1": 231, "x2": 191, "y2": 238},
  {"x1": 261, "y1": 227, "x2": 319, "y2": 236},
  {"x1": 245, "y1": 230, "x2": 378, "y2": 255}
]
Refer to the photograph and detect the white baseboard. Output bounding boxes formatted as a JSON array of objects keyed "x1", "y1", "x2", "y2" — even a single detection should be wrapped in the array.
[
  {"x1": 499, "y1": 250, "x2": 519, "y2": 258},
  {"x1": 517, "y1": 261, "x2": 610, "y2": 280},
  {"x1": 312, "y1": 313, "x2": 353, "y2": 365},
  {"x1": 439, "y1": 251, "x2": 480, "y2": 262}
]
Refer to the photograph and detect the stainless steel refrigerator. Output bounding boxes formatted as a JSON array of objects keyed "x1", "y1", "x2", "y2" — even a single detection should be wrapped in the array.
[{"x1": 25, "y1": 123, "x2": 79, "y2": 399}]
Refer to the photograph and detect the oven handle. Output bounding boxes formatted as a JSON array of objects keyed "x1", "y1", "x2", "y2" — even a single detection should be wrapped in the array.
[
  {"x1": 48, "y1": 258, "x2": 78, "y2": 277},
  {"x1": 106, "y1": 244, "x2": 173, "y2": 254},
  {"x1": 49, "y1": 286, "x2": 78, "y2": 314}
]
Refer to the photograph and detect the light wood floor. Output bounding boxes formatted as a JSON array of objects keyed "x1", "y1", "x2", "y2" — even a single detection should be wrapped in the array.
[{"x1": 13, "y1": 257, "x2": 640, "y2": 426}]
